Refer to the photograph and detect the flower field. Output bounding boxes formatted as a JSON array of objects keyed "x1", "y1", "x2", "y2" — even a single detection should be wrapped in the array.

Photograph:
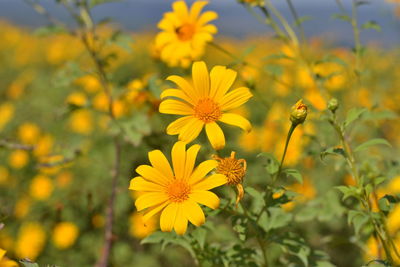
[{"x1": 1, "y1": 0, "x2": 400, "y2": 266}]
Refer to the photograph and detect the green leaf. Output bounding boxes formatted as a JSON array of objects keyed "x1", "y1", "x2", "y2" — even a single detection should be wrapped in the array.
[
  {"x1": 361, "y1": 21, "x2": 381, "y2": 32},
  {"x1": 320, "y1": 147, "x2": 346, "y2": 161},
  {"x1": 344, "y1": 107, "x2": 367, "y2": 128},
  {"x1": 34, "y1": 25, "x2": 67, "y2": 36},
  {"x1": 140, "y1": 231, "x2": 171, "y2": 245},
  {"x1": 331, "y1": 13, "x2": 351, "y2": 23},
  {"x1": 264, "y1": 52, "x2": 294, "y2": 61},
  {"x1": 245, "y1": 186, "x2": 265, "y2": 214},
  {"x1": 89, "y1": 0, "x2": 122, "y2": 8},
  {"x1": 348, "y1": 210, "x2": 369, "y2": 235},
  {"x1": 191, "y1": 227, "x2": 207, "y2": 250},
  {"x1": 295, "y1": 16, "x2": 313, "y2": 26},
  {"x1": 258, "y1": 207, "x2": 292, "y2": 232},
  {"x1": 335, "y1": 185, "x2": 360, "y2": 200},
  {"x1": 257, "y1": 152, "x2": 279, "y2": 175},
  {"x1": 283, "y1": 169, "x2": 303, "y2": 184},
  {"x1": 19, "y1": 260, "x2": 39, "y2": 267},
  {"x1": 109, "y1": 31, "x2": 134, "y2": 52},
  {"x1": 354, "y1": 138, "x2": 391, "y2": 153}
]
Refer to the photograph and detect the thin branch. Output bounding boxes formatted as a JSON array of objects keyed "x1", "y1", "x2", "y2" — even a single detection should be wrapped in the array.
[{"x1": 0, "y1": 139, "x2": 35, "y2": 151}]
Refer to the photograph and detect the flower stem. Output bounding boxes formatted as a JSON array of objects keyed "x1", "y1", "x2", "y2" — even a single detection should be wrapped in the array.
[{"x1": 274, "y1": 123, "x2": 296, "y2": 183}]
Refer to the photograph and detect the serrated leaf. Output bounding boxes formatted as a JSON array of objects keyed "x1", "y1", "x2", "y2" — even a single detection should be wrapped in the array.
[
  {"x1": 348, "y1": 210, "x2": 369, "y2": 235},
  {"x1": 320, "y1": 147, "x2": 346, "y2": 161},
  {"x1": 354, "y1": 138, "x2": 391, "y2": 153},
  {"x1": 245, "y1": 186, "x2": 265, "y2": 213},
  {"x1": 257, "y1": 152, "x2": 280, "y2": 175},
  {"x1": 283, "y1": 169, "x2": 303, "y2": 184},
  {"x1": 259, "y1": 207, "x2": 293, "y2": 232}
]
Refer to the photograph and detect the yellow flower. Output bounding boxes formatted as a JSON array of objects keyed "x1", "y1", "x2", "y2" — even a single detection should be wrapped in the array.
[
  {"x1": 18, "y1": 122, "x2": 41, "y2": 144},
  {"x1": 0, "y1": 103, "x2": 14, "y2": 131},
  {"x1": 29, "y1": 174, "x2": 53, "y2": 200},
  {"x1": 155, "y1": 1, "x2": 218, "y2": 67},
  {"x1": 129, "y1": 141, "x2": 227, "y2": 235},
  {"x1": 129, "y1": 212, "x2": 157, "y2": 239},
  {"x1": 52, "y1": 222, "x2": 79, "y2": 250},
  {"x1": 56, "y1": 171, "x2": 73, "y2": 188},
  {"x1": 160, "y1": 61, "x2": 253, "y2": 150},
  {"x1": 0, "y1": 166, "x2": 9, "y2": 185},
  {"x1": 66, "y1": 92, "x2": 87, "y2": 107},
  {"x1": 33, "y1": 134, "x2": 54, "y2": 158},
  {"x1": 15, "y1": 222, "x2": 46, "y2": 260},
  {"x1": 69, "y1": 109, "x2": 93, "y2": 135},
  {"x1": 74, "y1": 75, "x2": 101, "y2": 93},
  {"x1": 0, "y1": 248, "x2": 18, "y2": 267},
  {"x1": 14, "y1": 197, "x2": 31, "y2": 219},
  {"x1": 213, "y1": 151, "x2": 246, "y2": 205},
  {"x1": 8, "y1": 150, "x2": 29, "y2": 169}
]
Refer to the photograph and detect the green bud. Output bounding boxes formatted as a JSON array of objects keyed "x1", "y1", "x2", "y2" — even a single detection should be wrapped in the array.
[
  {"x1": 328, "y1": 98, "x2": 339, "y2": 113},
  {"x1": 290, "y1": 99, "x2": 308, "y2": 125}
]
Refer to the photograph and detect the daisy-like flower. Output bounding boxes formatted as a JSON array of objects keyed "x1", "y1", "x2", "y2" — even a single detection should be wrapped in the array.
[
  {"x1": 129, "y1": 141, "x2": 227, "y2": 235},
  {"x1": 159, "y1": 61, "x2": 253, "y2": 150},
  {"x1": 155, "y1": 1, "x2": 218, "y2": 67},
  {"x1": 0, "y1": 248, "x2": 18, "y2": 267}
]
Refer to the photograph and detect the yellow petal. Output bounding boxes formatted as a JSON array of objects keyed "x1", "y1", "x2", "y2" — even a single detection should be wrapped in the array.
[
  {"x1": 143, "y1": 201, "x2": 169, "y2": 222},
  {"x1": 190, "y1": 190, "x2": 220, "y2": 209},
  {"x1": 160, "y1": 89, "x2": 195, "y2": 106},
  {"x1": 172, "y1": 141, "x2": 186, "y2": 179},
  {"x1": 190, "y1": 1, "x2": 207, "y2": 21},
  {"x1": 193, "y1": 173, "x2": 227, "y2": 191},
  {"x1": 192, "y1": 61, "x2": 210, "y2": 98},
  {"x1": 220, "y1": 87, "x2": 252, "y2": 111},
  {"x1": 159, "y1": 99, "x2": 194, "y2": 115},
  {"x1": 136, "y1": 165, "x2": 169, "y2": 186},
  {"x1": 135, "y1": 192, "x2": 169, "y2": 211},
  {"x1": 205, "y1": 122, "x2": 225, "y2": 150},
  {"x1": 189, "y1": 159, "x2": 218, "y2": 185},
  {"x1": 148, "y1": 150, "x2": 174, "y2": 179},
  {"x1": 182, "y1": 199, "x2": 205, "y2": 226},
  {"x1": 199, "y1": 24, "x2": 218, "y2": 34},
  {"x1": 209, "y1": 66, "x2": 237, "y2": 100},
  {"x1": 197, "y1": 11, "x2": 218, "y2": 26},
  {"x1": 167, "y1": 75, "x2": 200, "y2": 101},
  {"x1": 183, "y1": 144, "x2": 201, "y2": 179},
  {"x1": 219, "y1": 113, "x2": 251, "y2": 133},
  {"x1": 160, "y1": 202, "x2": 178, "y2": 232},
  {"x1": 166, "y1": 116, "x2": 194, "y2": 135},
  {"x1": 178, "y1": 118, "x2": 204, "y2": 144},
  {"x1": 129, "y1": 177, "x2": 164, "y2": 192},
  {"x1": 172, "y1": 0, "x2": 189, "y2": 20},
  {"x1": 174, "y1": 205, "x2": 188, "y2": 235}
]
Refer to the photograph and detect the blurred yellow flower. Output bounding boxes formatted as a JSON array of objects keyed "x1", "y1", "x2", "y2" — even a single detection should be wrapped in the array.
[
  {"x1": 0, "y1": 248, "x2": 18, "y2": 267},
  {"x1": 129, "y1": 141, "x2": 227, "y2": 235},
  {"x1": 129, "y1": 212, "x2": 157, "y2": 239},
  {"x1": 52, "y1": 222, "x2": 79, "y2": 250},
  {"x1": 160, "y1": 61, "x2": 252, "y2": 150},
  {"x1": 29, "y1": 174, "x2": 53, "y2": 200},
  {"x1": 0, "y1": 166, "x2": 9, "y2": 185},
  {"x1": 56, "y1": 171, "x2": 73, "y2": 188},
  {"x1": 0, "y1": 103, "x2": 14, "y2": 131},
  {"x1": 93, "y1": 92, "x2": 109, "y2": 112},
  {"x1": 18, "y1": 122, "x2": 40, "y2": 144},
  {"x1": 155, "y1": 1, "x2": 218, "y2": 67},
  {"x1": 14, "y1": 197, "x2": 31, "y2": 219},
  {"x1": 69, "y1": 109, "x2": 93, "y2": 135},
  {"x1": 66, "y1": 92, "x2": 87, "y2": 107},
  {"x1": 33, "y1": 134, "x2": 54, "y2": 158},
  {"x1": 74, "y1": 75, "x2": 102, "y2": 93},
  {"x1": 15, "y1": 222, "x2": 46, "y2": 260},
  {"x1": 8, "y1": 150, "x2": 29, "y2": 169}
]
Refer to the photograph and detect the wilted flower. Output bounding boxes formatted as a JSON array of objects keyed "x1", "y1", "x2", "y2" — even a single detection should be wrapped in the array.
[{"x1": 213, "y1": 151, "x2": 247, "y2": 205}]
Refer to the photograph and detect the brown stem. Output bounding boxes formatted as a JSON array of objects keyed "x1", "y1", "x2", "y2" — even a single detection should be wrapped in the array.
[{"x1": 95, "y1": 137, "x2": 121, "y2": 267}]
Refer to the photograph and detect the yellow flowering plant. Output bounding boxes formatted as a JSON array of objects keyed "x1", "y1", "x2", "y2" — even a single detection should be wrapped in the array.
[{"x1": 0, "y1": 0, "x2": 399, "y2": 266}]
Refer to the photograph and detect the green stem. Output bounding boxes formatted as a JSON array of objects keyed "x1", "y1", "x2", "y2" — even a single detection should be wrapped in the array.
[
  {"x1": 258, "y1": 6, "x2": 287, "y2": 41},
  {"x1": 351, "y1": 0, "x2": 362, "y2": 72},
  {"x1": 285, "y1": 0, "x2": 306, "y2": 43},
  {"x1": 264, "y1": 0, "x2": 299, "y2": 47},
  {"x1": 275, "y1": 123, "x2": 297, "y2": 183}
]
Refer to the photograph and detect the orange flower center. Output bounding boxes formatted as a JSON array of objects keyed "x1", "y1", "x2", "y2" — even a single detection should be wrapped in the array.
[
  {"x1": 166, "y1": 179, "x2": 191, "y2": 203},
  {"x1": 176, "y1": 23, "x2": 196, "y2": 41},
  {"x1": 194, "y1": 98, "x2": 222, "y2": 123},
  {"x1": 214, "y1": 153, "x2": 246, "y2": 185}
]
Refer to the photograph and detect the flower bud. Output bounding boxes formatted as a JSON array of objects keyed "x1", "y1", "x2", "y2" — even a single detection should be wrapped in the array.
[
  {"x1": 290, "y1": 99, "x2": 308, "y2": 125},
  {"x1": 328, "y1": 98, "x2": 339, "y2": 113}
]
